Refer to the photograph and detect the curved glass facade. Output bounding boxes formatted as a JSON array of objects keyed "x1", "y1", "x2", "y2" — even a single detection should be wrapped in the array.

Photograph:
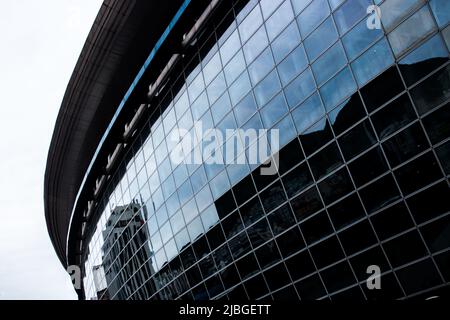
[{"x1": 81, "y1": 0, "x2": 450, "y2": 300}]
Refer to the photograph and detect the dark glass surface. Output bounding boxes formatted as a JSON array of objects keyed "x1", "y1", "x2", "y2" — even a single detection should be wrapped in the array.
[
  {"x1": 338, "y1": 120, "x2": 377, "y2": 161},
  {"x1": 360, "y1": 67, "x2": 405, "y2": 113},
  {"x1": 371, "y1": 94, "x2": 417, "y2": 140},
  {"x1": 371, "y1": 202, "x2": 414, "y2": 241},
  {"x1": 383, "y1": 123, "x2": 430, "y2": 168},
  {"x1": 349, "y1": 146, "x2": 389, "y2": 187}
]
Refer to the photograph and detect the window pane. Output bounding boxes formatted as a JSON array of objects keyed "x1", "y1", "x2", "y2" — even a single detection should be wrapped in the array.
[
  {"x1": 383, "y1": 123, "x2": 429, "y2": 167},
  {"x1": 243, "y1": 26, "x2": 269, "y2": 63},
  {"x1": 349, "y1": 146, "x2": 389, "y2": 187},
  {"x1": 312, "y1": 41, "x2": 347, "y2": 86},
  {"x1": 320, "y1": 67, "x2": 357, "y2": 111},
  {"x1": 338, "y1": 120, "x2": 377, "y2": 161},
  {"x1": 388, "y1": 6, "x2": 436, "y2": 57},
  {"x1": 254, "y1": 70, "x2": 281, "y2": 107},
  {"x1": 271, "y1": 21, "x2": 301, "y2": 63},
  {"x1": 248, "y1": 47, "x2": 275, "y2": 85},
  {"x1": 284, "y1": 68, "x2": 315, "y2": 108},
  {"x1": 304, "y1": 16, "x2": 338, "y2": 61},
  {"x1": 380, "y1": 0, "x2": 426, "y2": 31},
  {"x1": 329, "y1": 95, "x2": 366, "y2": 135},
  {"x1": 333, "y1": 0, "x2": 372, "y2": 35},
  {"x1": 239, "y1": 4, "x2": 263, "y2": 44},
  {"x1": 410, "y1": 64, "x2": 450, "y2": 115},
  {"x1": 351, "y1": 37, "x2": 394, "y2": 87},
  {"x1": 265, "y1": 1, "x2": 295, "y2": 41},
  {"x1": 292, "y1": 92, "x2": 325, "y2": 133},
  {"x1": 298, "y1": 0, "x2": 330, "y2": 38},
  {"x1": 342, "y1": 16, "x2": 383, "y2": 61},
  {"x1": 399, "y1": 34, "x2": 449, "y2": 86},
  {"x1": 430, "y1": 0, "x2": 450, "y2": 27},
  {"x1": 394, "y1": 152, "x2": 442, "y2": 195},
  {"x1": 277, "y1": 44, "x2": 308, "y2": 85},
  {"x1": 260, "y1": 93, "x2": 288, "y2": 128}
]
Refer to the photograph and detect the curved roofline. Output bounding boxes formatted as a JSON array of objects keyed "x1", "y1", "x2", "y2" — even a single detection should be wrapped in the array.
[{"x1": 44, "y1": 0, "x2": 186, "y2": 267}]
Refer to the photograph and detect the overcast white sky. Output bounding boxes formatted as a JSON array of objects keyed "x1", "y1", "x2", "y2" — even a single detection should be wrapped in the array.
[{"x1": 0, "y1": 0, "x2": 103, "y2": 299}]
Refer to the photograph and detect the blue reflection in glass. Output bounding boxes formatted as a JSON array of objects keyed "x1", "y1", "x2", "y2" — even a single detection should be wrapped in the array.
[
  {"x1": 342, "y1": 16, "x2": 383, "y2": 60},
  {"x1": 234, "y1": 92, "x2": 258, "y2": 126},
  {"x1": 243, "y1": 26, "x2": 269, "y2": 63},
  {"x1": 320, "y1": 66, "x2": 357, "y2": 111},
  {"x1": 229, "y1": 71, "x2": 251, "y2": 105},
  {"x1": 333, "y1": 0, "x2": 371, "y2": 35},
  {"x1": 351, "y1": 37, "x2": 394, "y2": 87},
  {"x1": 430, "y1": 0, "x2": 450, "y2": 27},
  {"x1": 277, "y1": 44, "x2": 308, "y2": 86},
  {"x1": 239, "y1": 4, "x2": 263, "y2": 44},
  {"x1": 298, "y1": 0, "x2": 330, "y2": 38},
  {"x1": 284, "y1": 67, "x2": 315, "y2": 108},
  {"x1": 292, "y1": 92, "x2": 325, "y2": 134},
  {"x1": 248, "y1": 47, "x2": 275, "y2": 85},
  {"x1": 388, "y1": 6, "x2": 436, "y2": 57},
  {"x1": 271, "y1": 21, "x2": 301, "y2": 64},
  {"x1": 266, "y1": 0, "x2": 295, "y2": 41},
  {"x1": 312, "y1": 42, "x2": 347, "y2": 86},
  {"x1": 224, "y1": 50, "x2": 246, "y2": 85},
  {"x1": 291, "y1": 0, "x2": 312, "y2": 15},
  {"x1": 304, "y1": 16, "x2": 338, "y2": 61},
  {"x1": 260, "y1": 93, "x2": 288, "y2": 128},
  {"x1": 254, "y1": 70, "x2": 281, "y2": 107}
]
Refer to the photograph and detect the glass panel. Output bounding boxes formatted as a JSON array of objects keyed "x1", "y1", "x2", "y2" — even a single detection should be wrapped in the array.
[
  {"x1": 338, "y1": 120, "x2": 377, "y2": 161},
  {"x1": 220, "y1": 29, "x2": 241, "y2": 65},
  {"x1": 277, "y1": 44, "x2": 308, "y2": 85},
  {"x1": 333, "y1": 0, "x2": 372, "y2": 35},
  {"x1": 382, "y1": 123, "x2": 429, "y2": 167},
  {"x1": 229, "y1": 71, "x2": 251, "y2": 105},
  {"x1": 342, "y1": 16, "x2": 383, "y2": 61},
  {"x1": 430, "y1": 0, "x2": 450, "y2": 27},
  {"x1": 422, "y1": 102, "x2": 450, "y2": 144},
  {"x1": 224, "y1": 50, "x2": 246, "y2": 85},
  {"x1": 399, "y1": 34, "x2": 449, "y2": 86},
  {"x1": 410, "y1": 64, "x2": 450, "y2": 115},
  {"x1": 284, "y1": 68, "x2": 315, "y2": 109},
  {"x1": 265, "y1": 1, "x2": 295, "y2": 41},
  {"x1": 388, "y1": 6, "x2": 436, "y2": 57},
  {"x1": 312, "y1": 41, "x2": 347, "y2": 86},
  {"x1": 351, "y1": 37, "x2": 394, "y2": 87},
  {"x1": 371, "y1": 202, "x2": 414, "y2": 240},
  {"x1": 254, "y1": 70, "x2": 281, "y2": 107},
  {"x1": 248, "y1": 47, "x2": 275, "y2": 85},
  {"x1": 298, "y1": 0, "x2": 330, "y2": 38},
  {"x1": 318, "y1": 168, "x2": 354, "y2": 205},
  {"x1": 394, "y1": 152, "x2": 442, "y2": 195},
  {"x1": 320, "y1": 66, "x2": 357, "y2": 112},
  {"x1": 309, "y1": 142, "x2": 344, "y2": 180},
  {"x1": 329, "y1": 95, "x2": 366, "y2": 135},
  {"x1": 243, "y1": 26, "x2": 269, "y2": 63},
  {"x1": 371, "y1": 94, "x2": 417, "y2": 139},
  {"x1": 291, "y1": 0, "x2": 313, "y2": 15},
  {"x1": 380, "y1": 0, "x2": 426, "y2": 31},
  {"x1": 239, "y1": 4, "x2": 263, "y2": 44},
  {"x1": 260, "y1": 93, "x2": 288, "y2": 128},
  {"x1": 271, "y1": 21, "x2": 302, "y2": 63},
  {"x1": 360, "y1": 67, "x2": 405, "y2": 113},
  {"x1": 359, "y1": 174, "x2": 401, "y2": 213},
  {"x1": 349, "y1": 146, "x2": 389, "y2": 187},
  {"x1": 304, "y1": 16, "x2": 338, "y2": 61}
]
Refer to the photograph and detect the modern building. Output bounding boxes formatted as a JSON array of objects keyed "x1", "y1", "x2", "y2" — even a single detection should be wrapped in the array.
[{"x1": 45, "y1": 0, "x2": 450, "y2": 300}]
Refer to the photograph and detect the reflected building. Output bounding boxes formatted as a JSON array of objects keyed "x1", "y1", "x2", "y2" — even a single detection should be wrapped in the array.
[{"x1": 45, "y1": 0, "x2": 450, "y2": 300}]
